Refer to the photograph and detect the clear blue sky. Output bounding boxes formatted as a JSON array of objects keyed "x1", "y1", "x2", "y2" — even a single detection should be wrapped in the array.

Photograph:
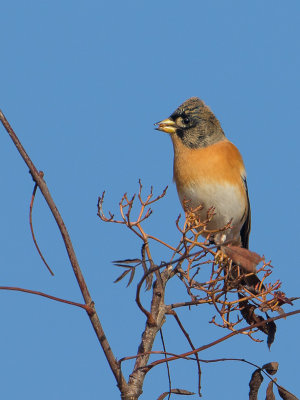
[{"x1": 0, "y1": 1, "x2": 299, "y2": 399}]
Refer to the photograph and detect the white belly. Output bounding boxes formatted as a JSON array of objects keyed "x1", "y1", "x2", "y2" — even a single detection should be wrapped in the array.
[{"x1": 178, "y1": 182, "x2": 245, "y2": 244}]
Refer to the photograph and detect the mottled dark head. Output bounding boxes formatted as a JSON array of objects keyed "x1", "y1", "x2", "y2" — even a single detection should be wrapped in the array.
[{"x1": 156, "y1": 97, "x2": 225, "y2": 148}]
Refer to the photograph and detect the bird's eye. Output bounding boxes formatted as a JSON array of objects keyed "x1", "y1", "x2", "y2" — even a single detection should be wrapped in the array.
[{"x1": 182, "y1": 116, "x2": 190, "y2": 125}]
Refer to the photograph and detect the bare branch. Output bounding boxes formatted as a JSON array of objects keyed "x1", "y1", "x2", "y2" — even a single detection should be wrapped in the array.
[{"x1": 0, "y1": 110, "x2": 127, "y2": 392}]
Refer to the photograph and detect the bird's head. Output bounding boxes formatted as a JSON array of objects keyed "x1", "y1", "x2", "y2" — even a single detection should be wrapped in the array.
[{"x1": 155, "y1": 97, "x2": 225, "y2": 148}]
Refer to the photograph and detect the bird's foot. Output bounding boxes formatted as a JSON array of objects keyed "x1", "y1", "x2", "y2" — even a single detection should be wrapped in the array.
[{"x1": 215, "y1": 249, "x2": 228, "y2": 264}]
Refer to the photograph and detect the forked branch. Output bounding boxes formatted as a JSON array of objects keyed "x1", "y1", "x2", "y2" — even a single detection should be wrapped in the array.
[{"x1": 0, "y1": 110, "x2": 127, "y2": 392}]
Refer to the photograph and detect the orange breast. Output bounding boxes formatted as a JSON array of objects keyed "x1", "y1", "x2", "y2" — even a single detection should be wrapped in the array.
[{"x1": 171, "y1": 136, "x2": 246, "y2": 200}]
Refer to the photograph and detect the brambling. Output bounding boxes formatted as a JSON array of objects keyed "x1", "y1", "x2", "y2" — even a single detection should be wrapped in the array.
[
  {"x1": 155, "y1": 97, "x2": 264, "y2": 289},
  {"x1": 156, "y1": 97, "x2": 250, "y2": 250}
]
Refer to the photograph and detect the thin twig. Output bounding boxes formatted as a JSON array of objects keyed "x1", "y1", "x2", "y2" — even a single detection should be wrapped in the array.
[
  {"x1": 29, "y1": 181, "x2": 54, "y2": 276},
  {"x1": 168, "y1": 310, "x2": 202, "y2": 396},
  {"x1": 159, "y1": 329, "x2": 172, "y2": 400},
  {"x1": 0, "y1": 286, "x2": 90, "y2": 312}
]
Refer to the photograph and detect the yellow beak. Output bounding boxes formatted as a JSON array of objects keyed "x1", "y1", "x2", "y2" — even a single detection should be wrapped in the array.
[{"x1": 154, "y1": 118, "x2": 177, "y2": 134}]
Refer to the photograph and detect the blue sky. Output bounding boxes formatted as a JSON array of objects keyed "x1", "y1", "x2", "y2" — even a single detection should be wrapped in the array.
[{"x1": 0, "y1": 1, "x2": 299, "y2": 399}]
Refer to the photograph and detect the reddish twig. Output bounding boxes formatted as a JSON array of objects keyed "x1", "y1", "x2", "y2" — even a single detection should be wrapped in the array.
[
  {"x1": 0, "y1": 286, "x2": 91, "y2": 312},
  {"x1": 146, "y1": 310, "x2": 300, "y2": 371},
  {"x1": 118, "y1": 350, "x2": 191, "y2": 365}
]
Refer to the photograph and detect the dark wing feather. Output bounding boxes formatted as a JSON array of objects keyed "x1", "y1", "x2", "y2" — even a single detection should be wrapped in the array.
[
  {"x1": 239, "y1": 177, "x2": 263, "y2": 288},
  {"x1": 240, "y1": 177, "x2": 251, "y2": 249}
]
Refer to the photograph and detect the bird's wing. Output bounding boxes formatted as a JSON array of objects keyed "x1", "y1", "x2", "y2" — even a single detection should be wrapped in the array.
[{"x1": 240, "y1": 176, "x2": 251, "y2": 249}]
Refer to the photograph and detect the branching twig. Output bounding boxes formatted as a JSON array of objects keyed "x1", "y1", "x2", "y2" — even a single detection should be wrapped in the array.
[
  {"x1": 146, "y1": 310, "x2": 300, "y2": 370},
  {"x1": 0, "y1": 110, "x2": 127, "y2": 392}
]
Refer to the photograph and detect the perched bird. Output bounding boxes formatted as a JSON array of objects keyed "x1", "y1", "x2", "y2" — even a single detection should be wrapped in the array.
[
  {"x1": 155, "y1": 97, "x2": 263, "y2": 288},
  {"x1": 155, "y1": 96, "x2": 250, "y2": 249}
]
